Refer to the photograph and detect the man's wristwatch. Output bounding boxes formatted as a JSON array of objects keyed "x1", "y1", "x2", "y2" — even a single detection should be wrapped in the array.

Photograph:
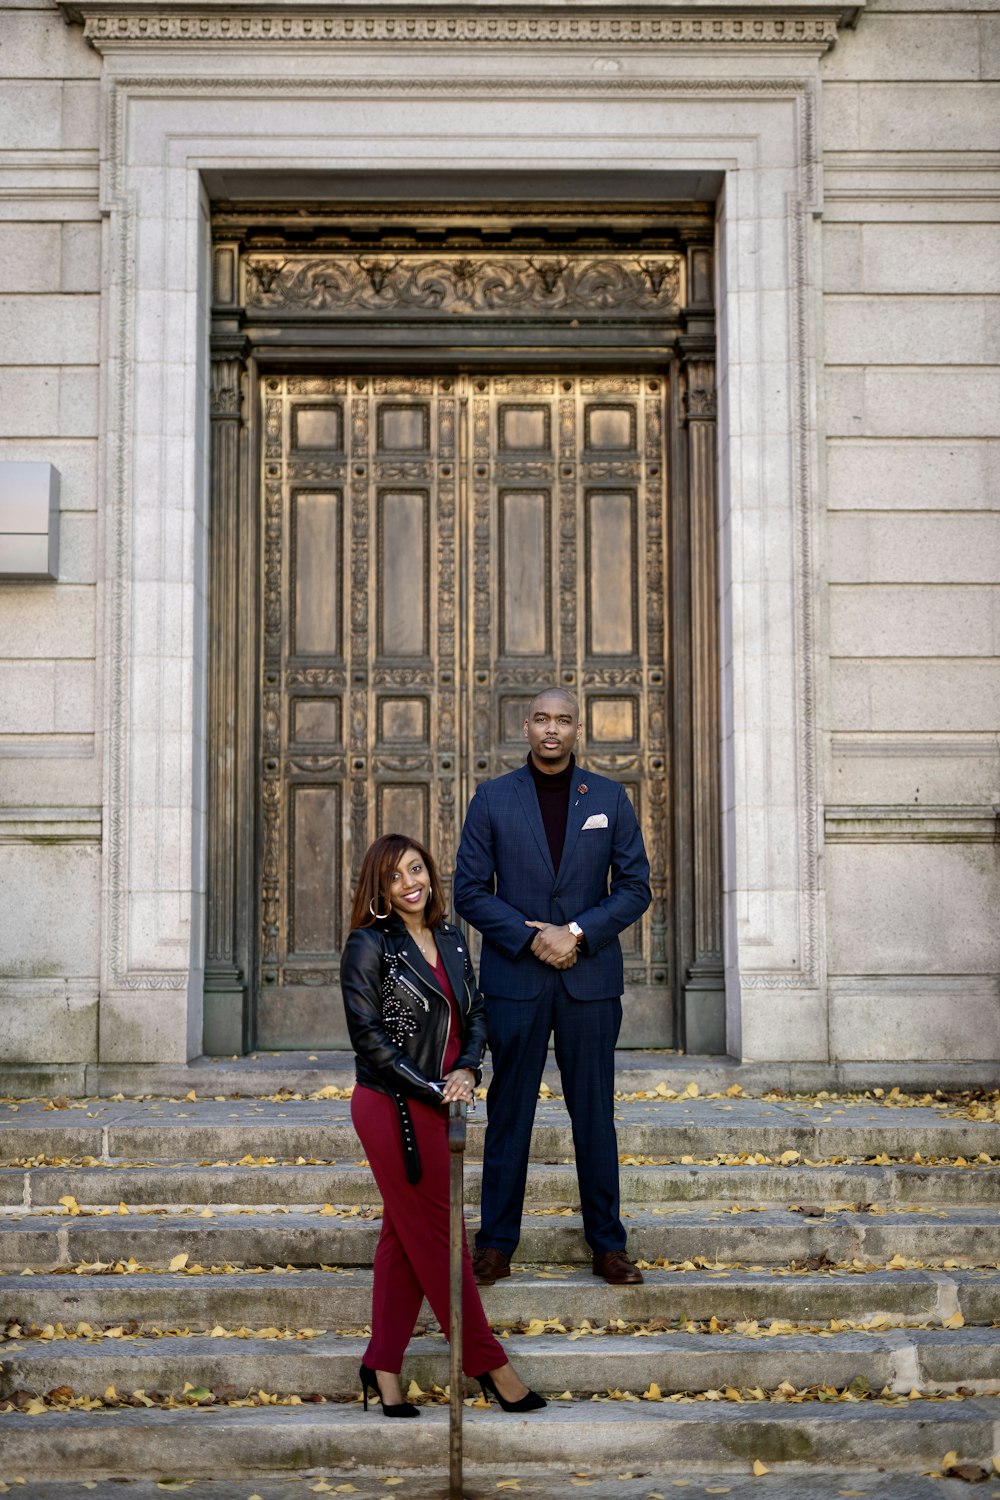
[{"x1": 568, "y1": 921, "x2": 585, "y2": 946}]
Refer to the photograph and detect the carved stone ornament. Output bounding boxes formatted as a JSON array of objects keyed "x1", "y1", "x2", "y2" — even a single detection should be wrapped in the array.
[
  {"x1": 243, "y1": 254, "x2": 683, "y2": 319},
  {"x1": 60, "y1": 3, "x2": 861, "y2": 51}
]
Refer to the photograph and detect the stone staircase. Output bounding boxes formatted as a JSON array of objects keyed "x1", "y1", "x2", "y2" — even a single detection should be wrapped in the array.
[{"x1": 1, "y1": 1062, "x2": 999, "y2": 1497}]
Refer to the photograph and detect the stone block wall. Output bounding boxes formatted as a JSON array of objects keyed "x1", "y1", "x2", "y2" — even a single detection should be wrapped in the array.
[
  {"x1": 820, "y1": 5, "x2": 1000, "y2": 1062},
  {"x1": 0, "y1": 0, "x2": 103, "y2": 1063},
  {"x1": 0, "y1": 0, "x2": 997, "y2": 1071}
]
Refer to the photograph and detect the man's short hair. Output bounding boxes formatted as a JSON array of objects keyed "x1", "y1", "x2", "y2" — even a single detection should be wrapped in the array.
[{"x1": 526, "y1": 686, "x2": 580, "y2": 719}]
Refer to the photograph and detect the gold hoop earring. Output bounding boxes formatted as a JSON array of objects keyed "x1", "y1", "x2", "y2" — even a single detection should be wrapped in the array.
[{"x1": 369, "y1": 896, "x2": 390, "y2": 920}]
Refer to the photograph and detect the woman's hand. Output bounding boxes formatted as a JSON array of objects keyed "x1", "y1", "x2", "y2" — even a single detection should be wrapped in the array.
[{"x1": 441, "y1": 1068, "x2": 476, "y2": 1104}]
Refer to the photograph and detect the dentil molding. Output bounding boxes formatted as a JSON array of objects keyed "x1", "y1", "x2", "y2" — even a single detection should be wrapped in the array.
[{"x1": 59, "y1": 0, "x2": 862, "y2": 52}]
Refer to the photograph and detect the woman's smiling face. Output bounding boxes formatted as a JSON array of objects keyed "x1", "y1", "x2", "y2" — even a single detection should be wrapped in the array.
[{"x1": 388, "y1": 846, "x2": 431, "y2": 923}]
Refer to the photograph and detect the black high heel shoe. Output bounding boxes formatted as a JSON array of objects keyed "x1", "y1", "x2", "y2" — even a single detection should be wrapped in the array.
[
  {"x1": 476, "y1": 1369, "x2": 547, "y2": 1412},
  {"x1": 359, "y1": 1362, "x2": 420, "y2": 1418}
]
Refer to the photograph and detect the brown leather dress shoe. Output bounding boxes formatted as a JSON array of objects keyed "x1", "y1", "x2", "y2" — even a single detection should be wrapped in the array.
[
  {"x1": 472, "y1": 1246, "x2": 511, "y2": 1286},
  {"x1": 592, "y1": 1249, "x2": 644, "y2": 1285}
]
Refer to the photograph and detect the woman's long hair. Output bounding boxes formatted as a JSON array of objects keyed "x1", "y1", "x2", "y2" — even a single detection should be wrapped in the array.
[{"x1": 349, "y1": 833, "x2": 447, "y2": 932}]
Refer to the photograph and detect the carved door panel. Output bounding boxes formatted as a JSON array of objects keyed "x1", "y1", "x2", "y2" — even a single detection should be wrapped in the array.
[
  {"x1": 467, "y1": 375, "x2": 669, "y2": 1015},
  {"x1": 256, "y1": 375, "x2": 460, "y2": 1047},
  {"x1": 254, "y1": 372, "x2": 668, "y2": 1049}
]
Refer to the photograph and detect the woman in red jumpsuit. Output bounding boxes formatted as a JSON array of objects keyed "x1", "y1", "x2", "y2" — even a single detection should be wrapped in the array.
[{"x1": 341, "y1": 831, "x2": 545, "y2": 1418}]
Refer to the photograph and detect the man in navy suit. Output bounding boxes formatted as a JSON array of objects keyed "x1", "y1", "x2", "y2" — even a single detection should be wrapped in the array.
[{"x1": 453, "y1": 687, "x2": 651, "y2": 1286}]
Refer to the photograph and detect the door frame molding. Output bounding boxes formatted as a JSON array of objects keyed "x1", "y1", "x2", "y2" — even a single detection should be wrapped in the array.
[{"x1": 206, "y1": 217, "x2": 724, "y2": 1052}]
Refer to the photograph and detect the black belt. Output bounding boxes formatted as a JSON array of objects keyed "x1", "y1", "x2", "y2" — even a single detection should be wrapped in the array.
[{"x1": 389, "y1": 1088, "x2": 423, "y2": 1184}]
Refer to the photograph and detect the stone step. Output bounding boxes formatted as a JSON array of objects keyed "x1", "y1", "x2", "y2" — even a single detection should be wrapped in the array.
[
  {"x1": 3, "y1": 1097, "x2": 997, "y2": 1165},
  {"x1": 1, "y1": 1398, "x2": 998, "y2": 1478},
  {"x1": 5, "y1": 1267, "x2": 996, "y2": 1332},
  {"x1": 8, "y1": 1047, "x2": 997, "y2": 1100},
  {"x1": 0, "y1": 1474, "x2": 988, "y2": 1500},
  {"x1": 4, "y1": 1326, "x2": 1000, "y2": 1401},
  {"x1": 3, "y1": 1206, "x2": 998, "y2": 1273},
  {"x1": 4, "y1": 1159, "x2": 998, "y2": 1210}
]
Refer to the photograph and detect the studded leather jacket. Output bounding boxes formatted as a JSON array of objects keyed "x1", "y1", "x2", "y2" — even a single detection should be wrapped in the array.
[{"x1": 340, "y1": 916, "x2": 487, "y2": 1105}]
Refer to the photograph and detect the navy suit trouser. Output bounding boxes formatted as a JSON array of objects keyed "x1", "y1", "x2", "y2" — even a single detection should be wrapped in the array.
[{"x1": 476, "y1": 969, "x2": 625, "y2": 1258}]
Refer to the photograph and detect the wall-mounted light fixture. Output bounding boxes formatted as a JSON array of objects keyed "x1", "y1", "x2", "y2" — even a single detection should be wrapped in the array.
[{"x1": 0, "y1": 462, "x2": 60, "y2": 579}]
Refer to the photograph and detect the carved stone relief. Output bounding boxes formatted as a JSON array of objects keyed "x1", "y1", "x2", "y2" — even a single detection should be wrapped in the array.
[{"x1": 243, "y1": 255, "x2": 683, "y2": 319}]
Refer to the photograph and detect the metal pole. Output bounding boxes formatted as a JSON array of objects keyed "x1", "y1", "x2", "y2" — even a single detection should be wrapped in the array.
[{"x1": 448, "y1": 1099, "x2": 467, "y2": 1500}]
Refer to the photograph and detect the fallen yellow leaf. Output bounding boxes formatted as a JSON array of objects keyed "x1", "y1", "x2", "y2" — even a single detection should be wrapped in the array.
[
  {"x1": 168, "y1": 1253, "x2": 189, "y2": 1271},
  {"x1": 184, "y1": 1089, "x2": 197, "y2": 1101},
  {"x1": 58, "y1": 1195, "x2": 80, "y2": 1216},
  {"x1": 752, "y1": 1460, "x2": 770, "y2": 1477},
  {"x1": 941, "y1": 1311, "x2": 965, "y2": 1329}
]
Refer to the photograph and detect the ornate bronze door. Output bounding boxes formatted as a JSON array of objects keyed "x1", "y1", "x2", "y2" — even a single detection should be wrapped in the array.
[{"x1": 254, "y1": 371, "x2": 670, "y2": 1048}]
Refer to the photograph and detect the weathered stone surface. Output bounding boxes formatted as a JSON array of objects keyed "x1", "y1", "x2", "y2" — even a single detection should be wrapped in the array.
[
  {"x1": 827, "y1": 843, "x2": 1000, "y2": 980},
  {"x1": 1, "y1": 1400, "x2": 997, "y2": 1478},
  {"x1": 830, "y1": 659, "x2": 1000, "y2": 732},
  {"x1": 829, "y1": 513, "x2": 1000, "y2": 583},
  {"x1": 5, "y1": 1265, "x2": 993, "y2": 1334},
  {"x1": 0, "y1": 1473, "x2": 985, "y2": 1500},
  {"x1": 0, "y1": 843, "x2": 100, "y2": 977},
  {"x1": 827, "y1": 368, "x2": 1000, "y2": 439},
  {"x1": 827, "y1": 438, "x2": 998, "y2": 511},
  {"x1": 821, "y1": 13, "x2": 983, "y2": 80},
  {"x1": 1, "y1": 1087, "x2": 996, "y2": 1485},
  {"x1": 0, "y1": 980, "x2": 98, "y2": 1065},
  {"x1": 828, "y1": 977, "x2": 1000, "y2": 1064},
  {"x1": 0, "y1": 225, "x2": 63, "y2": 292},
  {"x1": 0, "y1": 295, "x2": 100, "y2": 365},
  {"x1": 829, "y1": 583, "x2": 998, "y2": 657},
  {"x1": 4, "y1": 1325, "x2": 999, "y2": 1401}
]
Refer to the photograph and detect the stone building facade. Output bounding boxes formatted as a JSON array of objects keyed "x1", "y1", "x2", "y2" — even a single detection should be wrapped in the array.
[{"x1": 0, "y1": 0, "x2": 997, "y2": 1083}]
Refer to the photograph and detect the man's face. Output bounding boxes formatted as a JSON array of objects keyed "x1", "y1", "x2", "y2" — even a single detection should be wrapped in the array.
[{"x1": 525, "y1": 693, "x2": 580, "y2": 771}]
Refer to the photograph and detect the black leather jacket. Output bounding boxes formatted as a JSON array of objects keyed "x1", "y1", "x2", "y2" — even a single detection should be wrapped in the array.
[{"x1": 340, "y1": 916, "x2": 487, "y2": 1104}]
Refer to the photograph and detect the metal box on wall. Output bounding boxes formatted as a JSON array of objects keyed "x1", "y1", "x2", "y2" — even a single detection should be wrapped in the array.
[{"x1": 0, "y1": 462, "x2": 60, "y2": 579}]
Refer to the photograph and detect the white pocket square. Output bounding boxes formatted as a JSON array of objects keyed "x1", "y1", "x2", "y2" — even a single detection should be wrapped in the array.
[{"x1": 582, "y1": 813, "x2": 608, "y2": 830}]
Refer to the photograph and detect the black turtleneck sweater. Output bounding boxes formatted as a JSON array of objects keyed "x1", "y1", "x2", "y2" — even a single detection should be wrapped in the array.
[{"x1": 528, "y1": 752, "x2": 575, "y2": 874}]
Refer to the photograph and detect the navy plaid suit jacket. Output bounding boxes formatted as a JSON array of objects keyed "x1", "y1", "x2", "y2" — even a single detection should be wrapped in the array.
[{"x1": 453, "y1": 763, "x2": 651, "y2": 1001}]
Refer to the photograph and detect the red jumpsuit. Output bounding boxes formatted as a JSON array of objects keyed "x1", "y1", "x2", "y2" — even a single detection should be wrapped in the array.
[{"x1": 350, "y1": 952, "x2": 507, "y2": 1377}]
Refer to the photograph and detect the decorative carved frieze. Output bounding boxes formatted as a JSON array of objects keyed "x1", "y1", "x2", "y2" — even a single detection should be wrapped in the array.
[
  {"x1": 69, "y1": 8, "x2": 847, "y2": 51},
  {"x1": 242, "y1": 254, "x2": 683, "y2": 319}
]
